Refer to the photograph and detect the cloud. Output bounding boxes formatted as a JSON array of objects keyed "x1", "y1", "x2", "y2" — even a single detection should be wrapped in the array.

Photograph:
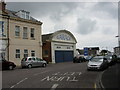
[
  {"x1": 76, "y1": 18, "x2": 97, "y2": 35},
  {"x1": 92, "y1": 2, "x2": 118, "y2": 19}
]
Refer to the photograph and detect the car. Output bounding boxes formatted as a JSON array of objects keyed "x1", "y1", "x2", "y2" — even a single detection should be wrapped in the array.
[
  {"x1": 87, "y1": 56, "x2": 109, "y2": 71},
  {"x1": 85, "y1": 56, "x2": 93, "y2": 61},
  {"x1": 73, "y1": 55, "x2": 86, "y2": 63},
  {"x1": 116, "y1": 55, "x2": 120, "y2": 63},
  {"x1": 21, "y1": 57, "x2": 47, "y2": 68},
  {"x1": 106, "y1": 55, "x2": 117, "y2": 65},
  {"x1": 0, "y1": 59, "x2": 16, "y2": 70}
]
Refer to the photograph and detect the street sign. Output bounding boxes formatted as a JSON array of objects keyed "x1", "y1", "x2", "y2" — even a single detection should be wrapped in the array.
[{"x1": 84, "y1": 48, "x2": 88, "y2": 56}]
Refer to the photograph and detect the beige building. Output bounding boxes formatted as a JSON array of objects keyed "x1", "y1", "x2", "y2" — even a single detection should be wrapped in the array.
[{"x1": 0, "y1": 2, "x2": 43, "y2": 66}]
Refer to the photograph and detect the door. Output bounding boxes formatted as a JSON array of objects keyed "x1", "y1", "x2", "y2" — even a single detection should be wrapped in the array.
[
  {"x1": 55, "y1": 51, "x2": 73, "y2": 63},
  {"x1": 64, "y1": 51, "x2": 73, "y2": 62},
  {"x1": 55, "y1": 51, "x2": 64, "y2": 63}
]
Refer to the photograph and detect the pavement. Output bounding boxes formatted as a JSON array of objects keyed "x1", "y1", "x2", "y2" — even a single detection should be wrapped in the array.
[{"x1": 100, "y1": 63, "x2": 120, "y2": 90}]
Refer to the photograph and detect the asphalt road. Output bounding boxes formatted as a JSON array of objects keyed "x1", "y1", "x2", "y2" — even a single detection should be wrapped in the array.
[{"x1": 2, "y1": 62, "x2": 103, "y2": 89}]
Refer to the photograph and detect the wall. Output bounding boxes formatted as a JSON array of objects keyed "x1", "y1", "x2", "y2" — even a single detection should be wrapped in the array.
[
  {"x1": 42, "y1": 41, "x2": 52, "y2": 63},
  {"x1": 8, "y1": 19, "x2": 42, "y2": 66}
]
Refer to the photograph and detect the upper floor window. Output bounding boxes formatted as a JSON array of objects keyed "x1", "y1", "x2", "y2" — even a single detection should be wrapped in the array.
[
  {"x1": 0, "y1": 21, "x2": 6, "y2": 37},
  {"x1": 16, "y1": 10, "x2": 30, "y2": 20},
  {"x1": 26, "y1": 12, "x2": 30, "y2": 19},
  {"x1": 30, "y1": 28, "x2": 35, "y2": 39},
  {"x1": 15, "y1": 26, "x2": 20, "y2": 37},
  {"x1": 23, "y1": 27, "x2": 28, "y2": 39}
]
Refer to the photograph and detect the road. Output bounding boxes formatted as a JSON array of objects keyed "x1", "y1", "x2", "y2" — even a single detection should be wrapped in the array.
[{"x1": 2, "y1": 62, "x2": 103, "y2": 89}]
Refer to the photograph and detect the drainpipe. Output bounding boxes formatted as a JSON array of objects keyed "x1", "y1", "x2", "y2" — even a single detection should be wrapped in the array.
[{"x1": 7, "y1": 15, "x2": 9, "y2": 61}]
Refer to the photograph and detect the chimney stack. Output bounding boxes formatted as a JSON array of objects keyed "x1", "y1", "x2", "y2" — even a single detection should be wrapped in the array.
[{"x1": 0, "y1": 1, "x2": 6, "y2": 11}]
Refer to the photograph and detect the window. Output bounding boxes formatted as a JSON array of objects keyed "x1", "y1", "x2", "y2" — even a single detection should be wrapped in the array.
[
  {"x1": 31, "y1": 50, "x2": 35, "y2": 57},
  {"x1": 16, "y1": 49, "x2": 20, "y2": 58},
  {"x1": 15, "y1": 26, "x2": 20, "y2": 37},
  {"x1": 44, "y1": 50, "x2": 48, "y2": 55},
  {"x1": 24, "y1": 49, "x2": 28, "y2": 58},
  {"x1": 30, "y1": 28, "x2": 35, "y2": 39},
  {"x1": 22, "y1": 12, "x2": 25, "y2": 19},
  {"x1": 23, "y1": 27, "x2": 28, "y2": 39},
  {"x1": 26, "y1": 12, "x2": 29, "y2": 19},
  {"x1": 0, "y1": 21, "x2": 6, "y2": 37}
]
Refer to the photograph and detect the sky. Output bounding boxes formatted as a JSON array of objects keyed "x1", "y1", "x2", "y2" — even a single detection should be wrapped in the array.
[{"x1": 5, "y1": 0, "x2": 119, "y2": 52}]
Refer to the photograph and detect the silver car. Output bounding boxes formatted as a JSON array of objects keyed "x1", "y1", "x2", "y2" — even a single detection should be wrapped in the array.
[
  {"x1": 21, "y1": 57, "x2": 47, "y2": 68},
  {"x1": 87, "y1": 56, "x2": 108, "y2": 71}
]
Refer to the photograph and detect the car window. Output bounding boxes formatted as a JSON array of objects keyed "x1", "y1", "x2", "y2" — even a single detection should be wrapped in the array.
[
  {"x1": 32, "y1": 58, "x2": 35, "y2": 61},
  {"x1": 28, "y1": 58, "x2": 32, "y2": 61},
  {"x1": 22, "y1": 58, "x2": 27, "y2": 61},
  {"x1": 36, "y1": 58, "x2": 40, "y2": 61},
  {"x1": 91, "y1": 58, "x2": 103, "y2": 62}
]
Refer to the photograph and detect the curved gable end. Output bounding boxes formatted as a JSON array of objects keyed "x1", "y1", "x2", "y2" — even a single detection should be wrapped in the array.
[{"x1": 51, "y1": 30, "x2": 77, "y2": 44}]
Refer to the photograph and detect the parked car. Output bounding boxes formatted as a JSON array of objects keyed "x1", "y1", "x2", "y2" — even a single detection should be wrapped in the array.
[
  {"x1": 116, "y1": 55, "x2": 120, "y2": 63},
  {"x1": 73, "y1": 55, "x2": 86, "y2": 63},
  {"x1": 87, "y1": 56, "x2": 109, "y2": 71},
  {"x1": 106, "y1": 55, "x2": 117, "y2": 65},
  {"x1": 21, "y1": 57, "x2": 47, "y2": 68},
  {"x1": 85, "y1": 56, "x2": 93, "y2": 61},
  {"x1": 0, "y1": 59, "x2": 16, "y2": 70}
]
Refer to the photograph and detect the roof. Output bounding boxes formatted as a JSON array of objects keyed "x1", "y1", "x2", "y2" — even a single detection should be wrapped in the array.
[
  {"x1": 2, "y1": 9, "x2": 42, "y2": 24},
  {"x1": 42, "y1": 33, "x2": 53, "y2": 42},
  {"x1": 42, "y1": 30, "x2": 77, "y2": 43}
]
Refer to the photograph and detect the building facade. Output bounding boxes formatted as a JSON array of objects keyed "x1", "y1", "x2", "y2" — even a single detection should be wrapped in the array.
[
  {"x1": 0, "y1": 2, "x2": 43, "y2": 66},
  {"x1": 84, "y1": 47, "x2": 99, "y2": 56},
  {"x1": 42, "y1": 30, "x2": 77, "y2": 63}
]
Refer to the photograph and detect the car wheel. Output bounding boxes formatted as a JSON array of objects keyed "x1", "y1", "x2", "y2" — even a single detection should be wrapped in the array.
[
  {"x1": 9, "y1": 66, "x2": 13, "y2": 70},
  {"x1": 28, "y1": 64, "x2": 32, "y2": 68},
  {"x1": 42, "y1": 63, "x2": 46, "y2": 67}
]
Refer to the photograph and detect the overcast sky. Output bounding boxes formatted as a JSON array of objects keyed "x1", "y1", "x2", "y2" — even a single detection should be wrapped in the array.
[{"x1": 6, "y1": 0, "x2": 119, "y2": 52}]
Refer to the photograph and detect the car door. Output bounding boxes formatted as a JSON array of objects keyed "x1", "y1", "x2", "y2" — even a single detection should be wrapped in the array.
[
  {"x1": 37, "y1": 58, "x2": 43, "y2": 66},
  {"x1": 36, "y1": 58, "x2": 41, "y2": 66},
  {"x1": 31, "y1": 57, "x2": 37, "y2": 67},
  {"x1": 2, "y1": 60, "x2": 9, "y2": 69},
  {"x1": 103, "y1": 58, "x2": 108, "y2": 68}
]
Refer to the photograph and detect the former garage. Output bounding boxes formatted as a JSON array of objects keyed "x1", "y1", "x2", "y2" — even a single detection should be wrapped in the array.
[{"x1": 42, "y1": 30, "x2": 77, "y2": 63}]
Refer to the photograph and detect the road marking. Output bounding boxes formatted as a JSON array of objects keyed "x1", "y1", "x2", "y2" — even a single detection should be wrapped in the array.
[
  {"x1": 34, "y1": 70, "x2": 50, "y2": 76},
  {"x1": 10, "y1": 78, "x2": 28, "y2": 88},
  {"x1": 51, "y1": 84, "x2": 59, "y2": 90},
  {"x1": 94, "y1": 83, "x2": 97, "y2": 89}
]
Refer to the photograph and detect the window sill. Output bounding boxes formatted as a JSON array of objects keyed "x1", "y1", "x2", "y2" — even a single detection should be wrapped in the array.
[{"x1": 31, "y1": 38, "x2": 35, "y2": 40}]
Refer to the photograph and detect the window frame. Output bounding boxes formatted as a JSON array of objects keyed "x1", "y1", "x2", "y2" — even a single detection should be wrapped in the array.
[
  {"x1": 31, "y1": 50, "x2": 35, "y2": 57},
  {"x1": 24, "y1": 49, "x2": 28, "y2": 58},
  {"x1": 15, "y1": 26, "x2": 20, "y2": 37},
  {"x1": 23, "y1": 27, "x2": 28, "y2": 39},
  {"x1": 30, "y1": 28, "x2": 35, "y2": 39},
  {"x1": 16, "y1": 49, "x2": 20, "y2": 58}
]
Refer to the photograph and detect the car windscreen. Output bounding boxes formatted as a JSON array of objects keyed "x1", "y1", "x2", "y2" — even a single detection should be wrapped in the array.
[
  {"x1": 22, "y1": 58, "x2": 27, "y2": 61},
  {"x1": 91, "y1": 58, "x2": 103, "y2": 62}
]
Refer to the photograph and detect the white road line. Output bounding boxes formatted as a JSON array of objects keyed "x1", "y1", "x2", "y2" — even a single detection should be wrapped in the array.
[
  {"x1": 51, "y1": 84, "x2": 59, "y2": 90},
  {"x1": 10, "y1": 78, "x2": 28, "y2": 88},
  {"x1": 34, "y1": 70, "x2": 50, "y2": 76}
]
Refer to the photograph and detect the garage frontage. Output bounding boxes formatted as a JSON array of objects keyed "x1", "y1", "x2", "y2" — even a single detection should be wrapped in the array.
[
  {"x1": 42, "y1": 30, "x2": 77, "y2": 63},
  {"x1": 55, "y1": 51, "x2": 73, "y2": 63}
]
